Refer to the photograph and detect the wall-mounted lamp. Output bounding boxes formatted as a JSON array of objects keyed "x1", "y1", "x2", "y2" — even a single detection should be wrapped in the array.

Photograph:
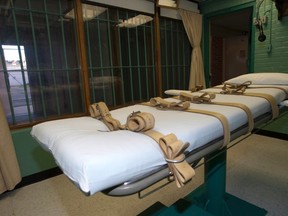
[{"x1": 64, "y1": 4, "x2": 107, "y2": 21}]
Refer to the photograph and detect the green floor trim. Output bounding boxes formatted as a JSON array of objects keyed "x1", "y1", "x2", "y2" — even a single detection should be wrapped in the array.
[
  {"x1": 158, "y1": 199, "x2": 214, "y2": 216},
  {"x1": 137, "y1": 202, "x2": 167, "y2": 216},
  {"x1": 257, "y1": 110, "x2": 288, "y2": 136},
  {"x1": 184, "y1": 185, "x2": 267, "y2": 216}
]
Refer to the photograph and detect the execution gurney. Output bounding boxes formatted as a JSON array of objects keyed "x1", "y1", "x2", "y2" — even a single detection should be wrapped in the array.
[{"x1": 31, "y1": 73, "x2": 288, "y2": 213}]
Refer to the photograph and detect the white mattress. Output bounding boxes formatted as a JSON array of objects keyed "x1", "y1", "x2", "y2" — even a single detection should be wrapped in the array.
[{"x1": 31, "y1": 85, "x2": 288, "y2": 195}]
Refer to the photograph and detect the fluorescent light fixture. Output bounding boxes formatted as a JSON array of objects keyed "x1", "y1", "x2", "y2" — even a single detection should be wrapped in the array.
[
  {"x1": 117, "y1": 14, "x2": 153, "y2": 28},
  {"x1": 65, "y1": 4, "x2": 107, "y2": 21},
  {"x1": 157, "y1": 0, "x2": 177, "y2": 8}
]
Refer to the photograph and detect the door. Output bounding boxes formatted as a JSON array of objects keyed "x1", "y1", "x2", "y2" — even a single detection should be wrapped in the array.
[{"x1": 209, "y1": 8, "x2": 253, "y2": 86}]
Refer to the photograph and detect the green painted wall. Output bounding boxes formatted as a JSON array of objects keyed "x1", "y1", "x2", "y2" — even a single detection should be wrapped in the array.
[
  {"x1": 254, "y1": 1, "x2": 288, "y2": 72},
  {"x1": 11, "y1": 128, "x2": 57, "y2": 177},
  {"x1": 200, "y1": 0, "x2": 288, "y2": 73}
]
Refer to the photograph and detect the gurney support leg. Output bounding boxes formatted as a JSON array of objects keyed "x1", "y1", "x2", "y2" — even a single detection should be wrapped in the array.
[
  {"x1": 183, "y1": 148, "x2": 267, "y2": 216},
  {"x1": 140, "y1": 148, "x2": 267, "y2": 216},
  {"x1": 204, "y1": 149, "x2": 229, "y2": 215}
]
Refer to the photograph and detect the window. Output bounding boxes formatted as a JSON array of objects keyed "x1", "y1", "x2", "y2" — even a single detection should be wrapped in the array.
[
  {"x1": 1, "y1": 45, "x2": 31, "y2": 123},
  {"x1": 0, "y1": 0, "x2": 191, "y2": 127},
  {"x1": 160, "y1": 17, "x2": 191, "y2": 92},
  {"x1": 84, "y1": 6, "x2": 156, "y2": 105},
  {"x1": 0, "y1": 0, "x2": 83, "y2": 126}
]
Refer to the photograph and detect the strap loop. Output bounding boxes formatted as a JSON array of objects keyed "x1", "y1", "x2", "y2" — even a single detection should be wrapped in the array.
[
  {"x1": 180, "y1": 92, "x2": 216, "y2": 104},
  {"x1": 221, "y1": 81, "x2": 252, "y2": 94},
  {"x1": 149, "y1": 97, "x2": 190, "y2": 110},
  {"x1": 89, "y1": 102, "x2": 123, "y2": 131}
]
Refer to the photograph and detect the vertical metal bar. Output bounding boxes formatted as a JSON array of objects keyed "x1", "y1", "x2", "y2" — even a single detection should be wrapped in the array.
[
  {"x1": 164, "y1": 19, "x2": 169, "y2": 89},
  {"x1": 154, "y1": 4, "x2": 162, "y2": 97},
  {"x1": 150, "y1": 19, "x2": 156, "y2": 96},
  {"x1": 116, "y1": 9, "x2": 125, "y2": 103},
  {"x1": 135, "y1": 16, "x2": 142, "y2": 100},
  {"x1": 58, "y1": 0, "x2": 73, "y2": 113},
  {"x1": 27, "y1": 0, "x2": 47, "y2": 118},
  {"x1": 96, "y1": 12, "x2": 106, "y2": 102},
  {"x1": 85, "y1": 18, "x2": 95, "y2": 102},
  {"x1": 43, "y1": 0, "x2": 60, "y2": 115},
  {"x1": 170, "y1": 19, "x2": 175, "y2": 88},
  {"x1": 11, "y1": 3, "x2": 32, "y2": 122},
  {"x1": 106, "y1": 9, "x2": 117, "y2": 105},
  {"x1": 182, "y1": 27, "x2": 187, "y2": 88},
  {"x1": 0, "y1": 46, "x2": 16, "y2": 124},
  {"x1": 176, "y1": 22, "x2": 181, "y2": 88},
  {"x1": 126, "y1": 12, "x2": 134, "y2": 101},
  {"x1": 143, "y1": 22, "x2": 149, "y2": 98}
]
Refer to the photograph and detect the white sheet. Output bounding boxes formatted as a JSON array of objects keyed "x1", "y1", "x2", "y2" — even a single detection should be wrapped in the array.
[{"x1": 31, "y1": 86, "x2": 288, "y2": 195}]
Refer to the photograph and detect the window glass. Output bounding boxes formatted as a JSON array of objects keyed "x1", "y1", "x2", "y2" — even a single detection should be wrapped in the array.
[
  {"x1": 0, "y1": 1, "x2": 191, "y2": 126},
  {"x1": 160, "y1": 17, "x2": 191, "y2": 92},
  {"x1": 85, "y1": 5, "x2": 156, "y2": 105},
  {"x1": 0, "y1": 0, "x2": 82, "y2": 125}
]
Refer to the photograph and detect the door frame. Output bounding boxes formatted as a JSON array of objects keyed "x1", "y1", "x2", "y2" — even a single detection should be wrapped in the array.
[{"x1": 202, "y1": 2, "x2": 256, "y2": 87}]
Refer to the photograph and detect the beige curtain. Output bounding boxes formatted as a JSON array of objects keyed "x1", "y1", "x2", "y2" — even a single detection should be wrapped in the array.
[
  {"x1": 0, "y1": 97, "x2": 21, "y2": 194},
  {"x1": 179, "y1": 9, "x2": 206, "y2": 89}
]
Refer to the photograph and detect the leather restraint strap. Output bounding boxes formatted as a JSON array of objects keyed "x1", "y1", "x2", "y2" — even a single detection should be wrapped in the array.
[
  {"x1": 247, "y1": 86, "x2": 288, "y2": 95},
  {"x1": 89, "y1": 102, "x2": 123, "y2": 131},
  {"x1": 149, "y1": 97, "x2": 190, "y2": 110},
  {"x1": 144, "y1": 98, "x2": 231, "y2": 147},
  {"x1": 126, "y1": 112, "x2": 195, "y2": 188},
  {"x1": 179, "y1": 92, "x2": 254, "y2": 133},
  {"x1": 219, "y1": 82, "x2": 279, "y2": 119},
  {"x1": 221, "y1": 81, "x2": 252, "y2": 94},
  {"x1": 242, "y1": 92, "x2": 279, "y2": 119}
]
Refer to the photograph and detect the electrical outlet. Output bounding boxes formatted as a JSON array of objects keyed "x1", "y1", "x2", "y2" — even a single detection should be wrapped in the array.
[{"x1": 267, "y1": 44, "x2": 272, "y2": 53}]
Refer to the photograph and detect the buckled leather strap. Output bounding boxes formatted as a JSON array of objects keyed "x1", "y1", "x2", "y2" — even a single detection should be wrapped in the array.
[
  {"x1": 179, "y1": 92, "x2": 254, "y2": 133},
  {"x1": 89, "y1": 102, "x2": 123, "y2": 131},
  {"x1": 221, "y1": 81, "x2": 252, "y2": 94},
  {"x1": 149, "y1": 97, "x2": 190, "y2": 110}
]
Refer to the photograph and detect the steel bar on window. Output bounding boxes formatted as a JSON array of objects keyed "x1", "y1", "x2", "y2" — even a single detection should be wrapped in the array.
[
  {"x1": 143, "y1": 23, "x2": 149, "y2": 98},
  {"x1": 116, "y1": 10, "x2": 126, "y2": 103},
  {"x1": 170, "y1": 19, "x2": 175, "y2": 89},
  {"x1": 164, "y1": 19, "x2": 169, "y2": 89},
  {"x1": 181, "y1": 28, "x2": 187, "y2": 88},
  {"x1": 27, "y1": 0, "x2": 47, "y2": 118},
  {"x1": 135, "y1": 17, "x2": 142, "y2": 100},
  {"x1": 176, "y1": 22, "x2": 181, "y2": 88},
  {"x1": 43, "y1": 0, "x2": 60, "y2": 115},
  {"x1": 85, "y1": 20, "x2": 95, "y2": 102},
  {"x1": 96, "y1": 14, "x2": 107, "y2": 102},
  {"x1": 58, "y1": 0, "x2": 74, "y2": 113},
  {"x1": 11, "y1": 5, "x2": 32, "y2": 122},
  {"x1": 125, "y1": 13, "x2": 134, "y2": 102},
  {"x1": 106, "y1": 9, "x2": 117, "y2": 105},
  {"x1": 150, "y1": 21, "x2": 156, "y2": 97},
  {"x1": 0, "y1": 48, "x2": 16, "y2": 124}
]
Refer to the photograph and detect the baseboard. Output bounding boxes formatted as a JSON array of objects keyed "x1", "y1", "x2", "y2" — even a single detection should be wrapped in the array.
[
  {"x1": 254, "y1": 129, "x2": 288, "y2": 141},
  {"x1": 15, "y1": 167, "x2": 63, "y2": 190}
]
